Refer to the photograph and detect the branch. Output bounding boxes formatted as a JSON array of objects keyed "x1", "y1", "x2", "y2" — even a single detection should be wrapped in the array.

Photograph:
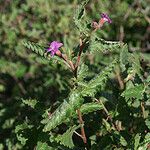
[
  {"x1": 77, "y1": 109, "x2": 87, "y2": 144},
  {"x1": 75, "y1": 38, "x2": 84, "y2": 69}
]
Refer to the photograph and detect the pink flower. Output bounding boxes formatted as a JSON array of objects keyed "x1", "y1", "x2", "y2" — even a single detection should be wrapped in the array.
[
  {"x1": 92, "y1": 13, "x2": 112, "y2": 30},
  {"x1": 101, "y1": 13, "x2": 112, "y2": 24},
  {"x1": 47, "y1": 41, "x2": 63, "y2": 57}
]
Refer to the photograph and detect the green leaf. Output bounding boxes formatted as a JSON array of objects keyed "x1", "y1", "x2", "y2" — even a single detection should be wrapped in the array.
[
  {"x1": 81, "y1": 59, "x2": 118, "y2": 96},
  {"x1": 0, "y1": 59, "x2": 27, "y2": 77},
  {"x1": 90, "y1": 35, "x2": 124, "y2": 54},
  {"x1": 21, "y1": 98, "x2": 38, "y2": 109},
  {"x1": 134, "y1": 134, "x2": 141, "y2": 150},
  {"x1": 2, "y1": 118, "x2": 15, "y2": 129},
  {"x1": 74, "y1": 0, "x2": 89, "y2": 20},
  {"x1": 145, "y1": 118, "x2": 150, "y2": 129},
  {"x1": 113, "y1": 131, "x2": 128, "y2": 147},
  {"x1": 129, "y1": 53, "x2": 142, "y2": 79},
  {"x1": 0, "y1": 143, "x2": 4, "y2": 150},
  {"x1": 23, "y1": 41, "x2": 66, "y2": 66},
  {"x1": 23, "y1": 41, "x2": 51, "y2": 60},
  {"x1": 138, "y1": 133, "x2": 150, "y2": 150},
  {"x1": 80, "y1": 102, "x2": 103, "y2": 115},
  {"x1": 120, "y1": 44, "x2": 129, "y2": 71},
  {"x1": 42, "y1": 60, "x2": 117, "y2": 132},
  {"x1": 77, "y1": 64, "x2": 89, "y2": 81},
  {"x1": 50, "y1": 125, "x2": 80, "y2": 149},
  {"x1": 73, "y1": 0, "x2": 90, "y2": 34},
  {"x1": 121, "y1": 84, "x2": 145, "y2": 100},
  {"x1": 15, "y1": 123, "x2": 33, "y2": 146},
  {"x1": 15, "y1": 122, "x2": 33, "y2": 133},
  {"x1": 42, "y1": 91, "x2": 84, "y2": 132},
  {"x1": 36, "y1": 142, "x2": 54, "y2": 150}
]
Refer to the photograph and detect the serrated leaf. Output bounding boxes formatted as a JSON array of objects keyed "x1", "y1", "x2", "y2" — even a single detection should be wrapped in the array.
[
  {"x1": 36, "y1": 142, "x2": 54, "y2": 150},
  {"x1": 63, "y1": 102, "x2": 103, "y2": 123},
  {"x1": 134, "y1": 134, "x2": 141, "y2": 150},
  {"x1": 15, "y1": 123, "x2": 33, "y2": 133},
  {"x1": 73, "y1": 0, "x2": 89, "y2": 34},
  {"x1": 74, "y1": 0, "x2": 89, "y2": 20},
  {"x1": 80, "y1": 102, "x2": 103, "y2": 115},
  {"x1": 113, "y1": 131, "x2": 128, "y2": 147},
  {"x1": 90, "y1": 35, "x2": 124, "y2": 54},
  {"x1": 42, "y1": 60, "x2": 117, "y2": 132},
  {"x1": 138, "y1": 133, "x2": 150, "y2": 150},
  {"x1": 145, "y1": 118, "x2": 150, "y2": 129},
  {"x1": 0, "y1": 59, "x2": 27, "y2": 77},
  {"x1": 50, "y1": 125, "x2": 80, "y2": 149},
  {"x1": 77, "y1": 64, "x2": 89, "y2": 81},
  {"x1": 129, "y1": 53, "x2": 142, "y2": 79},
  {"x1": 23, "y1": 41, "x2": 51, "y2": 60},
  {"x1": 2, "y1": 118, "x2": 15, "y2": 129},
  {"x1": 121, "y1": 84, "x2": 145, "y2": 100},
  {"x1": 42, "y1": 91, "x2": 84, "y2": 132},
  {"x1": 120, "y1": 44, "x2": 129, "y2": 71},
  {"x1": 81, "y1": 59, "x2": 118, "y2": 96},
  {"x1": 15, "y1": 123, "x2": 33, "y2": 146},
  {"x1": 21, "y1": 98, "x2": 38, "y2": 109}
]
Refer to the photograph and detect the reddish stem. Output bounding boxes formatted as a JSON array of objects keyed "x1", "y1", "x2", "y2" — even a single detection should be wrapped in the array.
[
  {"x1": 57, "y1": 53, "x2": 75, "y2": 71},
  {"x1": 75, "y1": 38, "x2": 84, "y2": 68},
  {"x1": 77, "y1": 109, "x2": 87, "y2": 144}
]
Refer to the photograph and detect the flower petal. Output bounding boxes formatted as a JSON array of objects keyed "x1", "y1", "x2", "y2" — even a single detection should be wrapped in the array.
[
  {"x1": 101, "y1": 13, "x2": 112, "y2": 24},
  {"x1": 47, "y1": 41, "x2": 63, "y2": 57}
]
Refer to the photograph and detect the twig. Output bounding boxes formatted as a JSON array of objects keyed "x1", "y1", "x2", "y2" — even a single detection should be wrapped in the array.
[
  {"x1": 75, "y1": 38, "x2": 84, "y2": 69},
  {"x1": 98, "y1": 99, "x2": 110, "y2": 118},
  {"x1": 77, "y1": 109, "x2": 87, "y2": 144},
  {"x1": 95, "y1": 98, "x2": 116, "y2": 129},
  {"x1": 141, "y1": 101, "x2": 146, "y2": 119},
  {"x1": 59, "y1": 54, "x2": 75, "y2": 71},
  {"x1": 13, "y1": 77, "x2": 26, "y2": 95},
  {"x1": 74, "y1": 131, "x2": 83, "y2": 138},
  {"x1": 119, "y1": 25, "x2": 124, "y2": 41},
  {"x1": 115, "y1": 70, "x2": 124, "y2": 90}
]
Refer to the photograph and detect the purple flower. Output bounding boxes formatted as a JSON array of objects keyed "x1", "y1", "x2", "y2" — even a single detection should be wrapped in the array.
[
  {"x1": 101, "y1": 13, "x2": 112, "y2": 24},
  {"x1": 47, "y1": 41, "x2": 63, "y2": 57}
]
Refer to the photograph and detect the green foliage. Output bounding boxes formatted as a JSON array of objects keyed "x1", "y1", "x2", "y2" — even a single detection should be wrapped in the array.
[
  {"x1": 0, "y1": 59, "x2": 27, "y2": 78},
  {"x1": 81, "y1": 59, "x2": 118, "y2": 96},
  {"x1": 80, "y1": 102, "x2": 103, "y2": 115},
  {"x1": 134, "y1": 134, "x2": 141, "y2": 150},
  {"x1": 73, "y1": 0, "x2": 90, "y2": 35},
  {"x1": 0, "y1": 0, "x2": 149, "y2": 149},
  {"x1": 42, "y1": 91, "x2": 84, "y2": 132},
  {"x1": 21, "y1": 98, "x2": 38, "y2": 109},
  {"x1": 139, "y1": 133, "x2": 150, "y2": 149},
  {"x1": 121, "y1": 84, "x2": 145, "y2": 101},
  {"x1": 42, "y1": 59, "x2": 117, "y2": 132},
  {"x1": 50, "y1": 125, "x2": 80, "y2": 149},
  {"x1": 90, "y1": 34, "x2": 124, "y2": 54},
  {"x1": 23, "y1": 41, "x2": 51, "y2": 61},
  {"x1": 36, "y1": 142, "x2": 54, "y2": 150},
  {"x1": 145, "y1": 118, "x2": 150, "y2": 130},
  {"x1": 15, "y1": 122, "x2": 33, "y2": 146}
]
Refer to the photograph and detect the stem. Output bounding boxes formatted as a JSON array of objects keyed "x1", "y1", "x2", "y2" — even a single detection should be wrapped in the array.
[
  {"x1": 115, "y1": 70, "x2": 124, "y2": 90},
  {"x1": 141, "y1": 101, "x2": 146, "y2": 119},
  {"x1": 77, "y1": 109, "x2": 87, "y2": 144},
  {"x1": 74, "y1": 38, "x2": 85, "y2": 78},
  {"x1": 13, "y1": 76, "x2": 26, "y2": 95},
  {"x1": 75, "y1": 38, "x2": 84, "y2": 69},
  {"x1": 74, "y1": 131, "x2": 83, "y2": 138},
  {"x1": 59, "y1": 54, "x2": 75, "y2": 71},
  {"x1": 95, "y1": 98, "x2": 116, "y2": 129}
]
